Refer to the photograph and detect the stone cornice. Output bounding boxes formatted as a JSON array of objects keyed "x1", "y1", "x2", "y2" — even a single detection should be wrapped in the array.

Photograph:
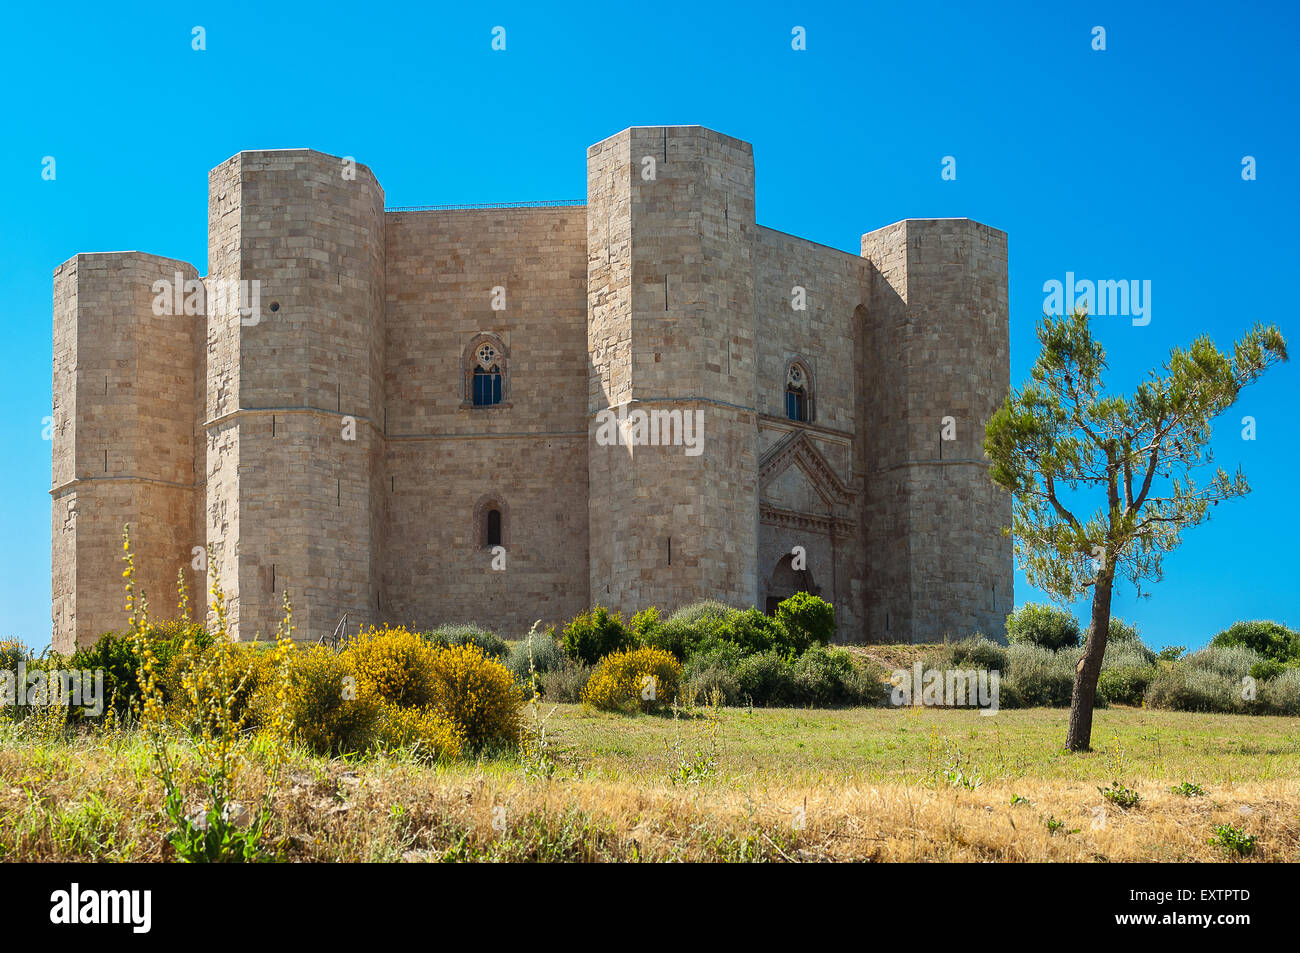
[{"x1": 759, "y1": 503, "x2": 856, "y2": 539}]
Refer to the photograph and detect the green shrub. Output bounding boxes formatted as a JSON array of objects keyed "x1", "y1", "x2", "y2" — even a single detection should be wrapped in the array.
[
  {"x1": 1210, "y1": 620, "x2": 1300, "y2": 663},
  {"x1": 630, "y1": 607, "x2": 662, "y2": 642},
  {"x1": 943, "y1": 636, "x2": 1008, "y2": 672},
  {"x1": 773, "y1": 593, "x2": 835, "y2": 653},
  {"x1": 735, "y1": 650, "x2": 797, "y2": 706},
  {"x1": 537, "y1": 659, "x2": 592, "y2": 703},
  {"x1": 1262, "y1": 668, "x2": 1300, "y2": 715},
  {"x1": 1249, "y1": 659, "x2": 1289, "y2": 682},
  {"x1": 642, "y1": 618, "x2": 700, "y2": 661},
  {"x1": 790, "y1": 646, "x2": 886, "y2": 707},
  {"x1": 423, "y1": 623, "x2": 508, "y2": 659},
  {"x1": 1106, "y1": 617, "x2": 1139, "y2": 643},
  {"x1": 1183, "y1": 645, "x2": 1261, "y2": 681},
  {"x1": 65, "y1": 632, "x2": 141, "y2": 717},
  {"x1": 667, "y1": 601, "x2": 733, "y2": 627},
  {"x1": 1002, "y1": 644, "x2": 1079, "y2": 707},
  {"x1": 1005, "y1": 603, "x2": 1081, "y2": 651},
  {"x1": 1103, "y1": 619, "x2": 1157, "y2": 664},
  {"x1": 646, "y1": 602, "x2": 807, "y2": 662},
  {"x1": 1097, "y1": 666, "x2": 1153, "y2": 707},
  {"x1": 506, "y1": 628, "x2": 565, "y2": 682},
  {"x1": 682, "y1": 641, "x2": 744, "y2": 705},
  {"x1": 1144, "y1": 663, "x2": 1244, "y2": 713},
  {"x1": 711, "y1": 608, "x2": 787, "y2": 656},
  {"x1": 66, "y1": 622, "x2": 212, "y2": 717},
  {"x1": 560, "y1": 606, "x2": 636, "y2": 665},
  {"x1": 1102, "y1": 638, "x2": 1157, "y2": 670}
]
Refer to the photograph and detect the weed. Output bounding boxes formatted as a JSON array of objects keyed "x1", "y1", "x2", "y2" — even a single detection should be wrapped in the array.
[
  {"x1": 1208, "y1": 824, "x2": 1257, "y2": 856},
  {"x1": 1099, "y1": 781, "x2": 1141, "y2": 809}
]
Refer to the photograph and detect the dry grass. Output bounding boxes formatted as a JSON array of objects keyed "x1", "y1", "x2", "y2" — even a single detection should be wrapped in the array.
[
  {"x1": 842, "y1": 642, "x2": 947, "y2": 673},
  {"x1": 1, "y1": 704, "x2": 1296, "y2": 862}
]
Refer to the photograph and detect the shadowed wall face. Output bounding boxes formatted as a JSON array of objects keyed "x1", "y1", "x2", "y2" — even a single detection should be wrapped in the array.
[{"x1": 861, "y1": 219, "x2": 1013, "y2": 642}]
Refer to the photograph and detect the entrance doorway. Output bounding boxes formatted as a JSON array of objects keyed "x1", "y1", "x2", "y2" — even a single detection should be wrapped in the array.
[{"x1": 765, "y1": 553, "x2": 819, "y2": 615}]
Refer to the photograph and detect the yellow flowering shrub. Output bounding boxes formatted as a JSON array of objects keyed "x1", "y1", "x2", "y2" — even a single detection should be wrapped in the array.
[
  {"x1": 164, "y1": 640, "x2": 284, "y2": 731},
  {"x1": 0, "y1": 638, "x2": 31, "y2": 669},
  {"x1": 344, "y1": 624, "x2": 440, "y2": 709},
  {"x1": 377, "y1": 703, "x2": 465, "y2": 762},
  {"x1": 581, "y1": 646, "x2": 682, "y2": 712},
  {"x1": 280, "y1": 646, "x2": 382, "y2": 756},
  {"x1": 426, "y1": 644, "x2": 524, "y2": 750}
]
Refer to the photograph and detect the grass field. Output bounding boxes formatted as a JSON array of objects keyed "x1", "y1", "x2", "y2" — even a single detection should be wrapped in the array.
[{"x1": 2, "y1": 702, "x2": 1296, "y2": 862}]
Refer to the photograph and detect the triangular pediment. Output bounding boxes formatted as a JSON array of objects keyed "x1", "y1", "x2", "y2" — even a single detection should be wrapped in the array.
[{"x1": 758, "y1": 431, "x2": 854, "y2": 510}]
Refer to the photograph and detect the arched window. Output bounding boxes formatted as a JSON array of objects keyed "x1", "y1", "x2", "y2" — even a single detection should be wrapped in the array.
[
  {"x1": 464, "y1": 335, "x2": 508, "y2": 408},
  {"x1": 785, "y1": 361, "x2": 811, "y2": 422},
  {"x1": 473, "y1": 363, "x2": 502, "y2": 406},
  {"x1": 474, "y1": 495, "x2": 508, "y2": 550},
  {"x1": 472, "y1": 342, "x2": 503, "y2": 406}
]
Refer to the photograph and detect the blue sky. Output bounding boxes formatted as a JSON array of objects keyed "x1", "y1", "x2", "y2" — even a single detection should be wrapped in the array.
[{"x1": 1, "y1": 0, "x2": 1296, "y2": 652}]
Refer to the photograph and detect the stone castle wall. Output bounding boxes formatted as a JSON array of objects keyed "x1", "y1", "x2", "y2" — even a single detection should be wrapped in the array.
[
  {"x1": 51, "y1": 252, "x2": 203, "y2": 645},
  {"x1": 51, "y1": 127, "x2": 1012, "y2": 651},
  {"x1": 382, "y1": 206, "x2": 590, "y2": 635},
  {"x1": 861, "y1": 219, "x2": 1014, "y2": 641},
  {"x1": 587, "y1": 127, "x2": 760, "y2": 619}
]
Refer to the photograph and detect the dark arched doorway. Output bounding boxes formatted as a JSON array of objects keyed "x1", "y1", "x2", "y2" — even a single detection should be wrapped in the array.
[{"x1": 764, "y1": 553, "x2": 820, "y2": 615}]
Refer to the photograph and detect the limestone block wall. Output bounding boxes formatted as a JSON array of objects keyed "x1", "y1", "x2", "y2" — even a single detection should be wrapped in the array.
[
  {"x1": 587, "y1": 127, "x2": 759, "y2": 619},
  {"x1": 51, "y1": 129, "x2": 1014, "y2": 651},
  {"x1": 51, "y1": 252, "x2": 202, "y2": 651},
  {"x1": 204, "y1": 155, "x2": 246, "y2": 634},
  {"x1": 860, "y1": 219, "x2": 1013, "y2": 642},
  {"x1": 753, "y1": 227, "x2": 869, "y2": 637},
  {"x1": 585, "y1": 132, "x2": 634, "y2": 610},
  {"x1": 381, "y1": 207, "x2": 590, "y2": 635},
  {"x1": 753, "y1": 227, "x2": 866, "y2": 431},
  {"x1": 205, "y1": 150, "x2": 387, "y2": 643}
]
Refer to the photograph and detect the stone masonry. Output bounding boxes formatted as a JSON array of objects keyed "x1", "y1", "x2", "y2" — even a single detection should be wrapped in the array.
[{"x1": 50, "y1": 125, "x2": 1013, "y2": 651}]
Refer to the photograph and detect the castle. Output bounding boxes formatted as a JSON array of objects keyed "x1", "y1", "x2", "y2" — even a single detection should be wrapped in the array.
[{"x1": 50, "y1": 125, "x2": 1013, "y2": 652}]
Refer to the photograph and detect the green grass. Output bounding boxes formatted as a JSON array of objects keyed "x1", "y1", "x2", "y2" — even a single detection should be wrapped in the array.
[
  {"x1": 539, "y1": 703, "x2": 1300, "y2": 785},
  {"x1": 3, "y1": 703, "x2": 1298, "y2": 861}
]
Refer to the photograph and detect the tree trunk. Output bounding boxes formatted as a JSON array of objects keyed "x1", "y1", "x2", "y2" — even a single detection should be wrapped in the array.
[{"x1": 1065, "y1": 571, "x2": 1114, "y2": 751}]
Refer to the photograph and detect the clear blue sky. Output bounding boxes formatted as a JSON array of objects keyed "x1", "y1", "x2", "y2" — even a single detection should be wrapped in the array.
[{"x1": 2, "y1": 0, "x2": 1296, "y2": 652}]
